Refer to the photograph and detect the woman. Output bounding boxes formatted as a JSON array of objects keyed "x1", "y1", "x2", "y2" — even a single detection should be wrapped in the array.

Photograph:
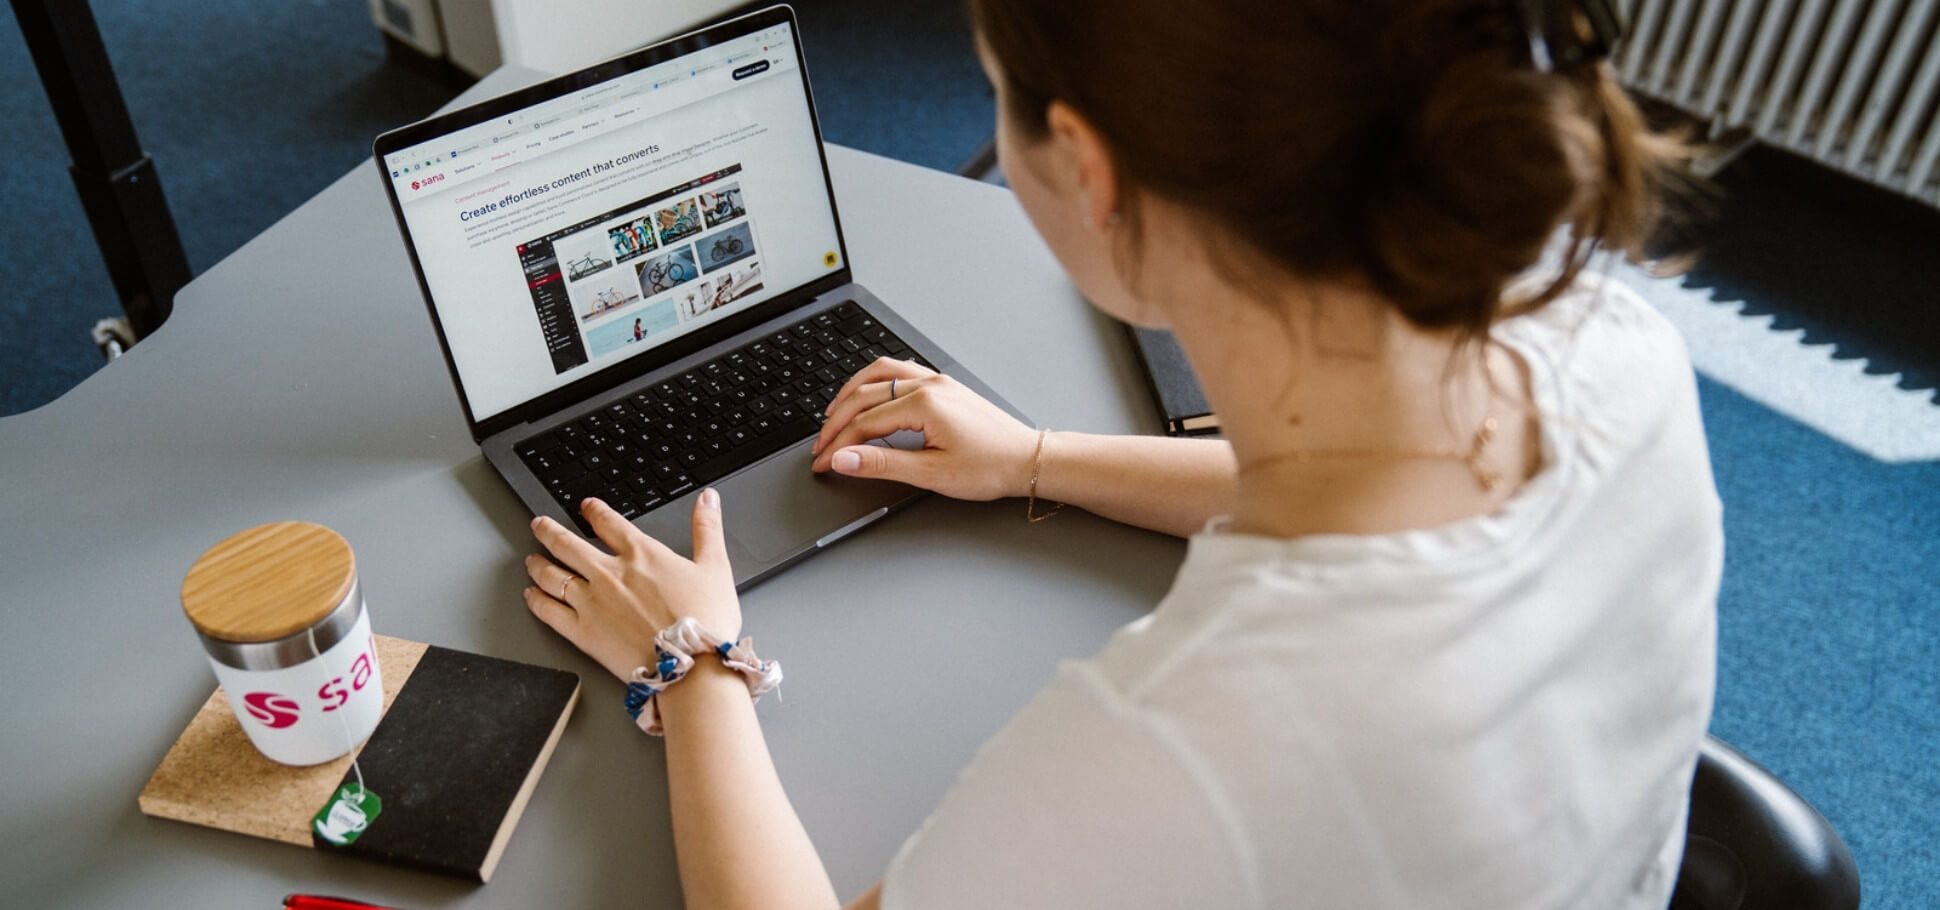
[{"x1": 521, "y1": 0, "x2": 1719, "y2": 906}]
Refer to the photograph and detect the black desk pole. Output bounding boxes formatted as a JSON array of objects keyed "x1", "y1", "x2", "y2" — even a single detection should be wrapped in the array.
[{"x1": 11, "y1": 0, "x2": 191, "y2": 342}]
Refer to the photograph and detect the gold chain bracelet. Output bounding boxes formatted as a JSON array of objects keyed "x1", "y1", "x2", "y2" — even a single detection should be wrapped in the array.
[{"x1": 1027, "y1": 428, "x2": 1065, "y2": 523}]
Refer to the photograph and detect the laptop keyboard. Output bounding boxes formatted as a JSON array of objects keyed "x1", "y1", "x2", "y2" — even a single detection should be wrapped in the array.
[{"x1": 514, "y1": 300, "x2": 930, "y2": 535}]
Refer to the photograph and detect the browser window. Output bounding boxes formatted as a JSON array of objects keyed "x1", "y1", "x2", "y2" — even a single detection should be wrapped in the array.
[{"x1": 391, "y1": 23, "x2": 844, "y2": 422}]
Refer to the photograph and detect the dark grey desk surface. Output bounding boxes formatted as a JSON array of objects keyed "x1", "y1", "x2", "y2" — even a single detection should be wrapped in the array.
[{"x1": 0, "y1": 68, "x2": 1184, "y2": 907}]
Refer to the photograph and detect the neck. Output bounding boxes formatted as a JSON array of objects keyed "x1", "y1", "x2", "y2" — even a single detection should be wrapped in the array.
[{"x1": 1155, "y1": 255, "x2": 1524, "y2": 538}]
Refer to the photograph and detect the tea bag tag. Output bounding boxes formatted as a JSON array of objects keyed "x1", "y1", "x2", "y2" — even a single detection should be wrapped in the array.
[{"x1": 312, "y1": 784, "x2": 383, "y2": 847}]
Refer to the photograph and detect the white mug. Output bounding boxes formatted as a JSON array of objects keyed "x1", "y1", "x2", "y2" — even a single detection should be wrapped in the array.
[{"x1": 202, "y1": 586, "x2": 384, "y2": 766}]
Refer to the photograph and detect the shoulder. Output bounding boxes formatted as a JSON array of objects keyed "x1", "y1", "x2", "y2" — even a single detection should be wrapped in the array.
[{"x1": 1498, "y1": 269, "x2": 1701, "y2": 469}]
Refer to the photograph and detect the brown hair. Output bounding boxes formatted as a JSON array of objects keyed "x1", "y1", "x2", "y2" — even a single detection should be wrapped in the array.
[{"x1": 969, "y1": 0, "x2": 1688, "y2": 335}]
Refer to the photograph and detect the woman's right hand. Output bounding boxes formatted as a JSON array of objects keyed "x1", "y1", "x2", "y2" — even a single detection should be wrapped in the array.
[{"x1": 810, "y1": 357, "x2": 1039, "y2": 501}]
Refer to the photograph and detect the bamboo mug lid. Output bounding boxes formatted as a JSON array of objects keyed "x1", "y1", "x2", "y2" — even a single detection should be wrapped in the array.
[{"x1": 181, "y1": 522, "x2": 358, "y2": 643}]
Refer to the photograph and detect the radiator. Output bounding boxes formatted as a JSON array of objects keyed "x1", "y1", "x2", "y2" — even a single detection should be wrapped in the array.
[{"x1": 1614, "y1": 0, "x2": 1940, "y2": 206}]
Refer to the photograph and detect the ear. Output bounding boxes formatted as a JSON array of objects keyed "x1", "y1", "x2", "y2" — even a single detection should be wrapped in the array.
[{"x1": 1044, "y1": 101, "x2": 1121, "y2": 231}]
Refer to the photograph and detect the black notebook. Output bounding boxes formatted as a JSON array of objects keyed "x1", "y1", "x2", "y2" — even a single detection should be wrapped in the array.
[{"x1": 1128, "y1": 327, "x2": 1220, "y2": 436}]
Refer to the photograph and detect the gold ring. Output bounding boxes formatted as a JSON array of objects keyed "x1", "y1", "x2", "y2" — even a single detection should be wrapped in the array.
[{"x1": 557, "y1": 575, "x2": 575, "y2": 600}]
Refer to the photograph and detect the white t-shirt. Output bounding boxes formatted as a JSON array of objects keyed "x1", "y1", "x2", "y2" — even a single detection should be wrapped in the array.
[{"x1": 881, "y1": 276, "x2": 1723, "y2": 909}]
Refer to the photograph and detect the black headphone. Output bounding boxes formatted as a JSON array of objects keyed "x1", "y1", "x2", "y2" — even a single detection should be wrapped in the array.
[{"x1": 1516, "y1": 0, "x2": 1624, "y2": 71}]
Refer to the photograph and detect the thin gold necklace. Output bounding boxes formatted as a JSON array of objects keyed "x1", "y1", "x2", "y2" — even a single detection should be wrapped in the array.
[{"x1": 1241, "y1": 415, "x2": 1503, "y2": 492}]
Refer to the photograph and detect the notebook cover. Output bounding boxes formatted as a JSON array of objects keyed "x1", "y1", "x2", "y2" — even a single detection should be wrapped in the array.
[
  {"x1": 139, "y1": 636, "x2": 580, "y2": 882},
  {"x1": 1127, "y1": 326, "x2": 1221, "y2": 437}
]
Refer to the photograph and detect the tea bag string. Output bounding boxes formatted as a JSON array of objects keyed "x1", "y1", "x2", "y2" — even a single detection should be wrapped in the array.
[{"x1": 306, "y1": 625, "x2": 366, "y2": 798}]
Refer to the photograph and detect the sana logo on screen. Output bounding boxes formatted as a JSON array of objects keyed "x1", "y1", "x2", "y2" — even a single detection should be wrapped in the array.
[
  {"x1": 241, "y1": 692, "x2": 301, "y2": 729},
  {"x1": 410, "y1": 172, "x2": 446, "y2": 192}
]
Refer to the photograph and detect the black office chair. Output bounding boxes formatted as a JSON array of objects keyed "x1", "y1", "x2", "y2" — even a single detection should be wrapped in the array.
[{"x1": 1669, "y1": 735, "x2": 1861, "y2": 910}]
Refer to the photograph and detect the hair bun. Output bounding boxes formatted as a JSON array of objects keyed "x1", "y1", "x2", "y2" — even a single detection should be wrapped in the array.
[{"x1": 1362, "y1": 57, "x2": 1596, "y2": 330}]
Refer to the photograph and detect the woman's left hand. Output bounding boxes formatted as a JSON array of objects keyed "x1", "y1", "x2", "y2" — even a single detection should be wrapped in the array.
[{"x1": 522, "y1": 489, "x2": 741, "y2": 681}]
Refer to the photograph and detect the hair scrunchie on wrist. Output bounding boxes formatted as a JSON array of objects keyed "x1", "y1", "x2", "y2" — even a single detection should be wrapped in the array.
[{"x1": 624, "y1": 618, "x2": 783, "y2": 736}]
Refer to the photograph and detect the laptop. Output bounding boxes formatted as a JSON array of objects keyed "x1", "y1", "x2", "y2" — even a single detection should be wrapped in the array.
[{"x1": 374, "y1": 4, "x2": 1021, "y2": 588}]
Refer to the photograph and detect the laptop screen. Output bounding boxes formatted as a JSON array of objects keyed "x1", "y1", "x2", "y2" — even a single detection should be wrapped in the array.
[{"x1": 384, "y1": 16, "x2": 844, "y2": 423}]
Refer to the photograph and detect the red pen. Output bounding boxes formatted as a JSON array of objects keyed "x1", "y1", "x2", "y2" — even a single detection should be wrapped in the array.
[{"x1": 284, "y1": 895, "x2": 408, "y2": 910}]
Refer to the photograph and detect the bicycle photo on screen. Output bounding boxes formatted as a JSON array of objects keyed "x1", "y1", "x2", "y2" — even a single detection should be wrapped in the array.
[
  {"x1": 700, "y1": 221, "x2": 756, "y2": 273},
  {"x1": 607, "y1": 216, "x2": 658, "y2": 263},
  {"x1": 700, "y1": 183, "x2": 746, "y2": 228},
  {"x1": 636, "y1": 245, "x2": 699, "y2": 296},
  {"x1": 655, "y1": 198, "x2": 704, "y2": 246}
]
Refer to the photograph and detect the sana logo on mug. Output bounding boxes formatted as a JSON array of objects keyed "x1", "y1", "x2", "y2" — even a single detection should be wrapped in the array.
[{"x1": 242, "y1": 691, "x2": 302, "y2": 729}]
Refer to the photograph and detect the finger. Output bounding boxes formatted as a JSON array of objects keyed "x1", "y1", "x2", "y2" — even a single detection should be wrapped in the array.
[
  {"x1": 828, "y1": 442, "x2": 934, "y2": 487},
  {"x1": 812, "y1": 394, "x2": 929, "y2": 472},
  {"x1": 580, "y1": 497, "x2": 646, "y2": 557},
  {"x1": 815, "y1": 376, "x2": 928, "y2": 455},
  {"x1": 522, "y1": 585, "x2": 581, "y2": 640},
  {"x1": 523, "y1": 553, "x2": 580, "y2": 601},
  {"x1": 690, "y1": 487, "x2": 728, "y2": 567},
  {"x1": 531, "y1": 514, "x2": 606, "y2": 577},
  {"x1": 583, "y1": 497, "x2": 679, "y2": 563},
  {"x1": 822, "y1": 357, "x2": 934, "y2": 425}
]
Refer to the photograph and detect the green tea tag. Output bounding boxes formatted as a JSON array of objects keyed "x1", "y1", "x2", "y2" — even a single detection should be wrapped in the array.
[{"x1": 312, "y1": 784, "x2": 382, "y2": 847}]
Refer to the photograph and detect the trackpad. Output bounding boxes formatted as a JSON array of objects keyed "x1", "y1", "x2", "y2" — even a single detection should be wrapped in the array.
[{"x1": 721, "y1": 439, "x2": 914, "y2": 561}]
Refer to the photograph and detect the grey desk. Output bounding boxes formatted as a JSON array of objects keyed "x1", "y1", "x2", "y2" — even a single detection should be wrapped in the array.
[{"x1": 0, "y1": 68, "x2": 1184, "y2": 907}]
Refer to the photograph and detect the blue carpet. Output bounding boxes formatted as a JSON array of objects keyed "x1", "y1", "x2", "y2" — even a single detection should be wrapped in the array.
[
  {"x1": 1696, "y1": 374, "x2": 1940, "y2": 908},
  {"x1": 2, "y1": 2, "x2": 1935, "y2": 907}
]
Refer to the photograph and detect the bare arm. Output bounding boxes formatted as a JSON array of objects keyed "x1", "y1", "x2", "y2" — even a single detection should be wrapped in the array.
[
  {"x1": 523, "y1": 496, "x2": 882, "y2": 910},
  {"x1": 810, "y1": 358, "x2": 1236, "y2": 538},
  {"x1": 657, "y1": 659, "x2": 841, "y2": 910},
  {"x1": 1029, "y1": 431, "x2": 1236, "y2": 537}
]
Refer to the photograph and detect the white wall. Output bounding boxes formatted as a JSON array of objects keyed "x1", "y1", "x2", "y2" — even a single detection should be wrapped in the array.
[{"x1": 490, "y1": 0, "x2": 748, "y2": 74}]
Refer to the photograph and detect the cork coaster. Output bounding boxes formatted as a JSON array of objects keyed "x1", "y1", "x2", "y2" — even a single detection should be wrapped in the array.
[{"x1": 139, "y1": 635, "x2": 429, "y2": 846}]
